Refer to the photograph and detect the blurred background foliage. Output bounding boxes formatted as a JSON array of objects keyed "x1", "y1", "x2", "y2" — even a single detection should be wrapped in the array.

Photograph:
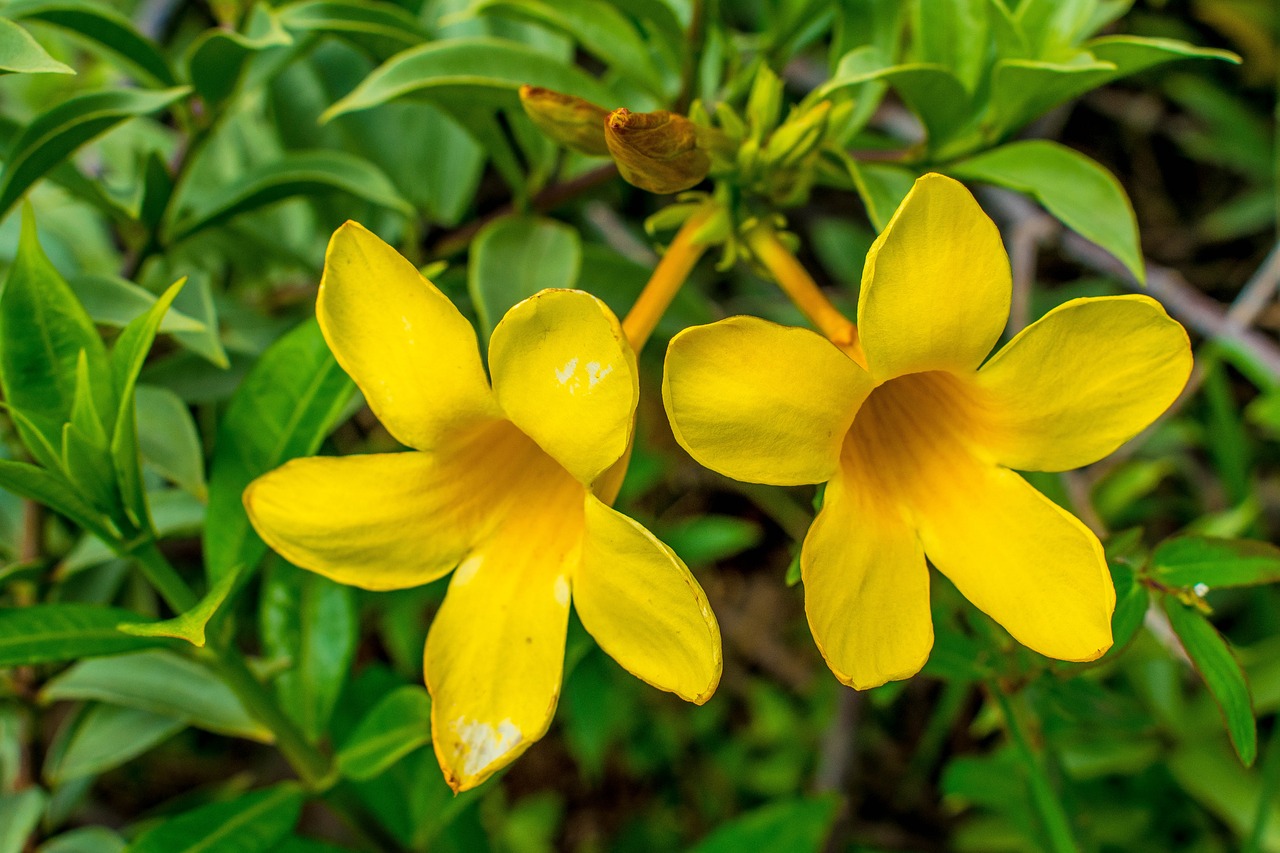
[{"x1": 0, "y1": 0, "x2": 1278, "y2": 850}]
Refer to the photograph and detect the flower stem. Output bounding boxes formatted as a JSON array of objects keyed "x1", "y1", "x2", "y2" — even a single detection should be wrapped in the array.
[
  {"x1": 988, "y1": 683, "x2": 1081, "y2": 853},
  {"x1": 745, "y1": 223, "x2": 866, "y2": 364},
  {"x1": 129, "y1": 539, "x2": 198, "y2": 614},
  {"x1": 621, "y1": 205, "x2": 717, "y2": 353}
]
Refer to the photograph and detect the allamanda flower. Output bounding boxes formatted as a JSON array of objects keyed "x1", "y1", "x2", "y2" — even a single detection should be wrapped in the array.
[
  {"x1": 662, "y1": 174, "x2": 1191, "y2": 690},
  {"x1": 246, "y1": 222, "x2": 721, "y2": 790}
]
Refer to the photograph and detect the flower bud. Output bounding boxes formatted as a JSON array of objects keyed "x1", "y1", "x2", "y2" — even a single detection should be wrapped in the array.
[
  {"x1": 604, "y1": 108, "x2": 711, "y2": 194},
  {"x1": 519, "y1": 85, "x2": 610, "y2": 156}
]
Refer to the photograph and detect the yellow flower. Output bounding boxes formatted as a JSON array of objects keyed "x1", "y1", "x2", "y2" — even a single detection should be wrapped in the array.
[
  {"x1": 662, "y1": 174, "x2": 1191, "y2": 690},
  {"x1": 245, "y1": 222, "x2": 721, "y2": 791}
]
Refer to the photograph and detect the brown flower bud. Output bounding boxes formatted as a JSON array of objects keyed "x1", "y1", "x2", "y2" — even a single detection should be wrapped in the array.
[
  {"x1": 519, "y1": 85, "x2": 610, "y2": 156},
  {"x1": 604, "y1": 108, "x2": 711, "y2": 194}
]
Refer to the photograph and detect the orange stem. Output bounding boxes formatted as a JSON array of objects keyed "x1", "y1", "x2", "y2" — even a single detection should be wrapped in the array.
[
  {"x1": 621, "y1": 205, "x2": 717, "y2": 353},
  {"x1": 746, "y1": 224, "x2": 866, "y2": 366}
]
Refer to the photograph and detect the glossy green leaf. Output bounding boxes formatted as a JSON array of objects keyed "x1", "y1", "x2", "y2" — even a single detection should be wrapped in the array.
[
  {"x1": 261, "y1": 561, "x2": 358, "y2": 742},
  {"x1": 0, "y1": 207, "x2": 112, "y2": 455},
  {"x1": 475, "y1": 0, "x2": 668, "y2": 98},
  {"x1": 117, "y1": 562, "x2": 242, "y2": 648},
  {"x1": 1107, "y1": 559, "x2": 1148, "y2": 653},
  {"x1": 660, "y1": 515, "x2": 763, "y2": 566},
  {"x1": 127, "y1": 784, "x2": 304, "y2": 853},
  {"x1": 690, "y1": 796, "x2": 840, "y2": 853},
  {"x1": 468, "y1": 214, "x2": 581, "y2": 341},
  {"x1": 948, "y1": 140, "x2": 1144, "y2": 282},
  {"x1": 184, "y1": 6, "x2": 291, "y2": 108},
  {"x1": 69, "y1": 275, "x2": 205, "y2": 334},
  {"x1": 135, "y1": 386, "x2": 206, "y2": 500},
  {"x1": 1087, "y1": 35, "x2": 1240, "y2": 78},
  {"x1": 37, "y1": 827, "x2": 126, "y2": 853},
  {"x1": 41, "y1": 650, "x2": 269, "y2": 741},
  {"x1": 1164, "y1": 597, "x2": 1257, "y2": 766},
  {"x1": 278, "y1": 0, "x2": 429, "y2": 45},
  {"x1": 815, "y1": 52, "x2": 971, "y2": 146},
  {"x1": 0, "y1": 605, "x2": 165, "y2": 665},
  {"x1": 337, "y1": 684, "x2": 432, "y2": 780},
  {"x1": 1151, "y1": 536, "x2": 1280, "y2": 590},
  {"x1": 848, "y1": 159, "x2": 917, "y2": 231},
  {"x1": 0, "y1": 16, "x2": 72, "y2": 74},
  {"x1": 168, "y1": 273, "x2": 228, "y2": 369},
  {"x1": 167, "y1": 150, "x2": 411, "y2": 243},
  {"x1": 0, "y1": 86, "x2": 188, "y2": 221},
  {"x1": 909, "y1": 0, "x2": 987, "y2": 89},
  {"x1": 4, "y1": 0, "x2": 175, "y2": 85},
  {"x1": 44, "y1": 704, "x2": 185, "y2": 783},
  {"x1": 321, "y1": 36, "x2": 614, "y2": 123},
  {"x1": 0, "y1": 788, "x2": 46, "y2": 853},
  {"x1": 203, "y1": 319, "x2": 355, "y2": 582},
  {"x1": 0, "y1": 460, "x2": 115, "y2": 540}
]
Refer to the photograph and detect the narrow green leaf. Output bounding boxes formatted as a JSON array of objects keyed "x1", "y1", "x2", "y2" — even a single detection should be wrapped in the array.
[
  {"x1": 0, "y1": 86, "x2": 189, "y2": 220},
  {"x1": 0, "y1": 207, "x2": 112, "y2": 455},
  {"x1": 262, "y1": 561, "x2": 358, "y2": 742},
  {"x1": 814, "y1": 56, "x2": 971, "y2": 146},
  {"x1": 167, "y1": 150, "x2": 411, "y2": 243},
  {"x1": 1164, "y1": 597, "x2": 1257, "y2": 766},
  {"x1": 41, "y1": 650, "x2": 270, "y2": 741},
  {"x1": 1087, "y1": 35, "x2": 1240, "y2": 77},
  {"x1": 3, "y1": 0, "x2": 176, "y2": 85},
  {"x1": 277, "y1": 0, "x2": 430, "y2": 45},
  {"x1": 203, "y1": 319, "x2": 355, "y2": 582},
  {"x1": 468, "y1": 214, "x2": 581, "y2": 341},
  {"x1": 948, "y1": 140, "x2": 1144, "y2": 282},
  {"x1": 690, "y1": 796, "x2": 840, "y2": 853},
  {"x1": 0, "y1": 788, "x2": 47, "y2": 853},
  {"x1": 0, "y1": 16, "x2": 71, "y2": 74},
  {"x1": 184, "y1": 6, "x2": 291, "y2": 108},
  {"x1": 37, "y1": 827, "x2": 126, "y2": 853},
  {"x1": 0, "y1": 605, "x2": 165, "y2": 665},
  {"x1": 135, "y1": 386, "x2": 206, "y2": 500},
  {"x1": 475, "y1": 0, "x2": 669, "y2": 98},
  {"x1": 1151, "y1": 536, "x2": 1280, "y2": 590},
  {"x1": 909, "y1": 0, "x2": 987, "y2": 90},
  {"x1": 986, "y1": 57, "x2": 1114, "y2": 139},
  {"x1": 0, "y1": 460, "x2": 115, "y2": 541},
  {"x1": 117, "y1": 562, "x2": 241, "y2": 648},
  {"x1": 337, "y1": 684, "x2": 432, "y2": 780},
  {"x1": 1106, "y1": 559, "x2": 1147, "y2": 652},
  {"x1": 126, "y1": 783, "x2": 304, "y2": 853},
  {"x1": 320, "y1": 36, "x2": 614, "y2": 123},
  {"x1": 45, "y1": 704, "x2": 185, "y2": 783},
  {"x1": 68, "y1": 275, "x2": 204, "y2": 334}
]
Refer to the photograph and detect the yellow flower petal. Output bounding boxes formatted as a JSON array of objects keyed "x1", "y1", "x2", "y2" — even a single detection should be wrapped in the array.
[
  {"x1": 663, "y1": 317, "x2": 871, "y2": 486},
  {"x1": 489, "y1": 290, "x2": 637, "y2": 484},
  {"x1": 574, "y1": 496, "x2": 722, "y2": 703},
  {"x1": 978, "y1": 295, "x2": 1192, "y2": 472},
  {"x1": 244, "y1": 451, "x2": 472, "y2": 591},
  {"x1": 858, "y1": 173, "x2": 1011, "y2": 381},
  {"x1": 802, "y1": 459, "x2": 932, "y2": 690},
  {"x1": 318, "y1": 221, "x2": 499, "y2": 451},
  {"x1": 917, "y1": 462, "x2": 1114, "y2": 662},
  {"x1": 425, "y1": 449, "x2": 584, "y2": 792}
]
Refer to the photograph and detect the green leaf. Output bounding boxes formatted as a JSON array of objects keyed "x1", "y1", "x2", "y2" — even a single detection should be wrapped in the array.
[
  {"x1": 126, "y1": 783, "x2": 304, "y2": 853},
  {"x1": 909, "y1": 0, "x2": 987, "y2": 90},
  {"x1": 262, "y1": 561, "x2": 358, "y2": 742},
  {"x1": 0, "y1": 605, "x2": 166, "y2": 665},
  {"x1": 184, "y1": 5, "x2": 292, "y2": 108},
  {"x1": 1151, "y1": 536, "x2": 1280, "y2": 590},
  {"x1": 3, "y1": 0, "x2": 176, "y2": 85},
  {"x1": 0, "y1": 206, "x2": 112, "y2": 456},
  {"x1": 1087, "y1": 35, "x2": 1240, "y2": 78},
  {"x1": 0, "y1": 16, "x2": 72, "y2": 74},
  {"x1": 37, "y1": 827, "x2": 126, "y2": 853},
  {"x1": 848, "y1": 159, "x2": 917, "y2": 232},
  {"x1": 0, "y1": 460, "x2": 115, "y2": 541},
  {"x1": 947, "y1": 140, "x2": 1144, "y2": 282},
  {"x1": 659, "y1": 515, "x2": 763, "y2": 566},
  {"x1": 815, "y1": 52, "x2": 971, "y2": 146},
  {"x1": 986, "y1": 57, "x2": 1114, "y2": 139},
  {"x1": 44, "y1": 703, "x2": 185, "y2": 783},
  {"x1": 167, "y1": 150, "x2": 411, "y2": 243},
  {"x1": 337, "y1": 684, "x2": 432, "y2": 780},
  {"x1": 320, "y1": 36, "x2": 614, "y2": 124},
  {"x1": 69, "y1": 274, "x2": 205, "y2": 334},
  {"x1": 1107, "y1": 559, "x2": 1147, "y2": 652},
  {"x1": 135, "y1": 386, "x2": 206, "y2": 500},
  {"x1": 475, "y1": 0, "x2": 669, "y2": 98},
  {"x1": 40, "y1": 650, "x2": 269, "y2": 741},
  {"x1": 203, "y1": 319, "x2": 355, "y2": 583},
  {"x1": 468, "y1": 214, "x2": 581, "y2": 341},
  {"x1": 690, "y1": 796, "x2": 840, "y2": 853},
  {"x1": 110, "y1": 279, "x2": 187, "y2": 531},
  {"x1": 0, "y1": 86, "x2": 189, "y2": 221},
  {"x1": 117, "y1": 562, "x2": 242, "y2": 648},
  {"x1": 0, "y1": 788, "x2": 46, "y2": 853},
  {"x1": 278, "y1": 0, "x2": 430, "y2": 45},
  {"x1": 1163, "y1": 597, "x2": 1257, "y2": 766}
]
